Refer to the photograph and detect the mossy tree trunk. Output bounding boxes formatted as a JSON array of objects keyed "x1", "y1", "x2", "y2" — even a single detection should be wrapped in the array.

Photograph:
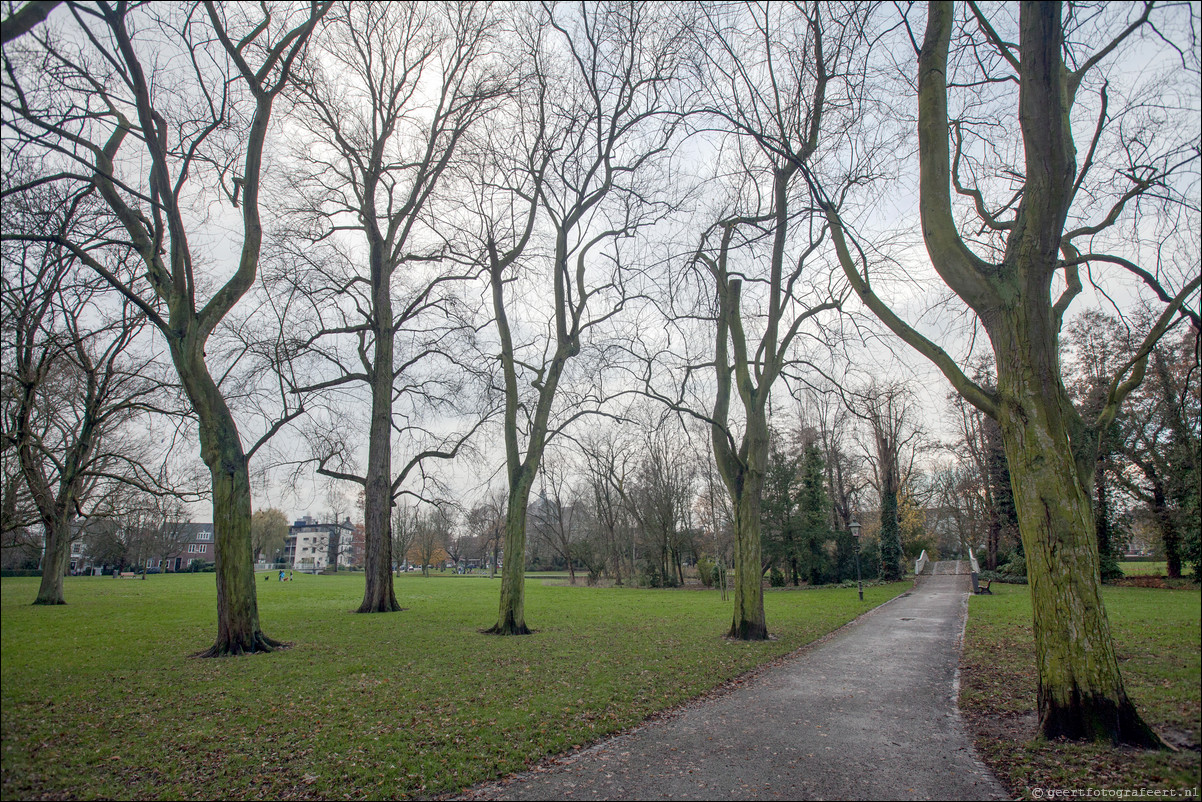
[
  {"x1": 726, "y1": 421, "x2": 769, "y2": 640},
  {"x1": 823, "y1": 0, "x2": 1194, "y2": 743},
  {"x1": 993, "y1": 317, "x2": 1160, "y2": 744},
  {"x1": 878, "y1": 490, "x2": 901, "y2": 581},
  {"x1": 50, "y1": 3, "x2": 327, "y2": 654},
  {"x1": 181, "y1": 343, "x2": 280, "y2": 657},
  {"x1": 703, "y1": 163, "x2": 839, "y2": 639},
  {"x1": 33, "y1": 514, "x2": 71, "y2": 605},
  {"x1": 484, "y1": 226, "x2": 567, "y2": 636},
  {"x1": 491, "y1": 472, "x2": 537, "y2": 635},
  {"x1": 9, "y1": 235, "x2": 140, "y2": 606}
]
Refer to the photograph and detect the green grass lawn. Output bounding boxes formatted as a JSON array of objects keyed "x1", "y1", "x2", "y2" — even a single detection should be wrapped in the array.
[
  {"x1": 2, "y1": 572, "x2": 906, "y2": 800},
  {"x1": 960, "y1": 582, "x2": 1201, "y2": 799},
  {"x1": 1120, "y1": 561, "x2": 1170, "y2": 576}
]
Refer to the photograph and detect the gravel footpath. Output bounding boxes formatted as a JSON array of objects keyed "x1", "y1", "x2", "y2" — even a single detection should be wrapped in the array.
[{"x1": 457, "y1": 569, "x2": 1007, "y2": 801}]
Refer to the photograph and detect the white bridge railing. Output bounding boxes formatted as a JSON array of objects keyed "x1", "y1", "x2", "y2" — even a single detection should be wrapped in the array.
[
  {"x1": 968, "y1": 547, "x2": 980, "y2": 574},
  {"x1": 915, "y1": 549, "x2": 928, "y2": 576}
]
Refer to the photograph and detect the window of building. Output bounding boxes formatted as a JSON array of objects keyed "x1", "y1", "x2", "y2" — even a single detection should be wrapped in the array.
[{"x1": 196, "y1": 530, "x2": 212, "y2": 541}]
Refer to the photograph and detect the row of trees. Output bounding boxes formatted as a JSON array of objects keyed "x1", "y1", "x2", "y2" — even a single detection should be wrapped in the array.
[{"x1": 2, "y1": 1, "x2": 1196, "y2": 745}]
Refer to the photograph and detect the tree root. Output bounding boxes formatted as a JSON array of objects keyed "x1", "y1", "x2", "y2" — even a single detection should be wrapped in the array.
[
  {"x1": 727, "y1": 621, "x2": 769, "y2": 641},
  {"x1": 356, "y1": 597, "x2": 405, "y2": 614},
  {"x1": 193, "y1": 632, "x2": 289, "y2": 658},
  {"x1": 1040, "y1": 694, "x2": 1175, "y2": 749},
  {"x1": 482, "y1": 622, "x2": 533, "y2": 636}
]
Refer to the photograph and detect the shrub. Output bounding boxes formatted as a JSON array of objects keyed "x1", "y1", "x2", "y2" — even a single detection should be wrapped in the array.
[
  {"x1": 696, "y1": 556, "x2": 715, "y2": 588},
  {"x1": 996, "y1": 549, "x2": 1026, "y2": 578},
  {"x1": 637, "y1": 560, "x2": 664, "y2": 588},
  {"x1": 769, "y1": 567, "x2": 786, "y2": 587}
]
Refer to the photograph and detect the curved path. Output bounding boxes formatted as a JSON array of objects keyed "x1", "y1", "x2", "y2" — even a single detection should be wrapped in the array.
[{"x1": 461, "y1": 571, "x2": 1006, "y2": 801}]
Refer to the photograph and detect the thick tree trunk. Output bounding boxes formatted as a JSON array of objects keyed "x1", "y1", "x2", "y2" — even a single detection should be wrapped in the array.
[
  {"x1": 180, "y1": 349, "x2": 279, "y2": 657},
  {"x1": 33, "y1": 515, "x2": 70, "y2": 605},
  {"x1": 359, "y1": 497, "x2": 400, "y2": 612},
  {"x1": 359, "y1": 273, "x2": 400, "y2": 613},
  {"x1": 728, "y1": 481, "x2": 768, "y2": 640},
  {"x1": 196, "y1": 453, "x2": 281, "y2": 656},
  {"x1": 488, "y1": 473, "x2": 536, "y2": 635},
  {"x1": 728, "y1": 411, "x2": 769, "y2": 640},
  {"x1": 996, "y1": 335, "x2": 1162, "y2": 746}
]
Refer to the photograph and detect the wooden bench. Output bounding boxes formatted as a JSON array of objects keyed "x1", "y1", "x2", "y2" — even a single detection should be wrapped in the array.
[
  {"x1": 118, "y1": 571, "x2": 138, "y2": 579},
  {"x1": 971, "y1": 572, "x2": 992, "y2": 595}
]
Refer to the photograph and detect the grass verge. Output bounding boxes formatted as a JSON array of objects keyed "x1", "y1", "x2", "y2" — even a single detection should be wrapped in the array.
[
  {"x1": 2, "y1": 572, "x2": 906, "y2": 800},
  {"x1": 960, "y1": 581, "x2": 1201, "y2": 799}
]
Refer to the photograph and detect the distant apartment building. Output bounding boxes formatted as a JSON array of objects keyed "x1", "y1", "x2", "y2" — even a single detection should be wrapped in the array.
[{"x1": 284, "y1": 516, "x2": 358, "y2": 571}]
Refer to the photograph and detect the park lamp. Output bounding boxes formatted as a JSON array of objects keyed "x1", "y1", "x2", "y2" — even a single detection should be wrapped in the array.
[{"x1": 850, "y1": 519, "x2": 863, "y2": 602}]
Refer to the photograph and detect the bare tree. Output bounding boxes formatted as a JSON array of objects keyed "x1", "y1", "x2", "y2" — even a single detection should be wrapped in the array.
[
  {"x1": 466, "y1": 2, "x2": 693, "y2": 634},
  {"x1": 791, "y1": 386, "x2": 864, "y2": 537},
  {"x1": 2, "y1": 1, "x2": 328, "y2": 654},
  {"x1": 530, "y1": 456, "x2": 583, "y2": 584},
  {"x1": 250, "y1": 507, "x2": 288, "y2": 565},
  {"x1": 624, "y1": 417, "x2": 696, "y2": 587},
  {"x1": 578, "y1": 428, "x2": 637, "y2": 586},
  {"x1": 410, "y1": 505, "x2": 450, "y2": 577},
  {"x1": 145, "y1": 495, "x2": 193, "y2": 573},
  {"x1": 812, "y1": 2, "x2": 1198, "y2": 742},
  {"x1": 465, "y1": 490, "x2": 505, "y2": 577},
  {"x1": 0, "y1": 0, "x2": 60, "y2": 45},
  {"x1": 1116, "y1": 324, "x2": 1200, "y2": 579},
  {"x1": 281, "y1": 1, "x2": 501, "y2": 613},
  {"x1": 391, "y1": 502, "x2": 420, "y2": 574},
  {"x1": 845, "y1": 381, "x2": 925, "y2": 581},
  {"x1": 1, "y1": 185, "x2": 175, "y2": 604},
  {"x1": 663, "y1": 2, "x2": 861, "y2": 638}
]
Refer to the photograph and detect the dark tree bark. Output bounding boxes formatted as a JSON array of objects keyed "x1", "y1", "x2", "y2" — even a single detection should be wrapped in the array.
[{"x1": 0, "y1": 0, "x2": 60, "y2": 45}]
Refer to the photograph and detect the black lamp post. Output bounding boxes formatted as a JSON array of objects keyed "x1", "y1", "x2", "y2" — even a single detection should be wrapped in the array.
[{"x1": 850, "y1": 518, "x2": 863, "y2": 601}]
